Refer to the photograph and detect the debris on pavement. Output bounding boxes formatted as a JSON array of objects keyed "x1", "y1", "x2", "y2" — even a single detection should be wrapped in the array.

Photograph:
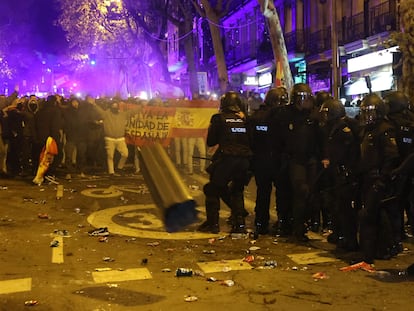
[
  {"x1": 24, "y1": 300, "x2": 38, "y2": 306},
  {"x1": 176, "y1": 268, "x2": 193, "y2": 277},
  {"x1": 312, "y1": 272, "x2": 329, "y2": 280},
  {"x1": 147, "y1": 241, "x2": 160, "y2": 247},
  {"x1": 340, "y1": 261, "x2": 376, "y2": 273},
  {"x1": 50, "y1": 240, "x2": 59, "y2": 247},
  {"x1": 37, "y1": 213, "x2": 50, "y2": 219},
  {"x1": 221, "y1": 279, "x2": 235, "y2": 287},
  {"x1": 184, "y1": 295, "x2": 198, "y2": 302}
]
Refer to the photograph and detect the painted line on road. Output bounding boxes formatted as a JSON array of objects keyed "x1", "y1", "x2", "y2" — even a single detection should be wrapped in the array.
[
  {"x1": 87, "y1": 204, "x2": 224, "y2": 240},
  {"x1": 92, "y1": 268, "x2": 152, "y2": 283},
  {"x1": 197, "y1": 259, "x2": 253, "y2": 274},
  {"x1": 287, "y1": 251, "x2": 338, "y2": 265},
  {"x1": 51, "y1": 236, "x2": 64, "y2": 264},
  {"x1": 0, "y1": 278, "x2": 32, "y2": 294}
]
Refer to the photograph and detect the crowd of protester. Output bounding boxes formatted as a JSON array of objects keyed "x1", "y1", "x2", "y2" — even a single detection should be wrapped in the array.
[
  {"x1": 0, "y1": 92, "x2": 159, "y2": 181},
  {"x1": 1, "y1": 86, "x2": 413, "y2": 265}
]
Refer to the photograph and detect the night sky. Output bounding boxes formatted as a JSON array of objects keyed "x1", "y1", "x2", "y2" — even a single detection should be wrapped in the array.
[{"x1": 0, "y1": 0, "x2": 67, "y2": 56}]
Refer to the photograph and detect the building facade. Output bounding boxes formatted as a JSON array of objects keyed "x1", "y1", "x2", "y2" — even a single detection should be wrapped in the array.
[{"x1": 197, "y1": 0, "x2": 399, "y2": 103}]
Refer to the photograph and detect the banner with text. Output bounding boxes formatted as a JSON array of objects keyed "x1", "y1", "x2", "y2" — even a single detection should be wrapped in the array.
[{"x1": 125, "y1": 100, "x2": 219, "y2": 147}]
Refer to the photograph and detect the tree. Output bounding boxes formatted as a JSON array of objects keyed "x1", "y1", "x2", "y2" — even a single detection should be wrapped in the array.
[
  {"x1": 57, "y1": 0, "x2": 149, "y2": 96},
  {"x1": 390, "y1": 0, "x2": 414, "y2": 102},
  {"x1": 191, "y1": 0, "x2": 234, "y2": 93},
  {"x1": 257, "y1": 0, "x2": 293, "y2": 91}
]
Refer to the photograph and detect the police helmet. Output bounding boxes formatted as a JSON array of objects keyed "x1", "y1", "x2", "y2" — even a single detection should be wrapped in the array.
[
  {"x1": 320, "y1": 98, "x2": 346, "y2": 123},
  {"x1": 359, "y1": 93, "x2": 389, "y2": 126},
  {"x1": 220, "y1": 91, "x2": 241, "y2": 113},
  {"x1": 383, "y1": 91, "x2": 409, "y2": 113},
  {"x1": 290, "y1": 83, "x2": 314, "y2": 111},
  {"x1": 314, "y1": 91, "x2": 332, "y2": 108},
  {"x1": 264, "y1": 87, "x2": 289, "y2": 107}
]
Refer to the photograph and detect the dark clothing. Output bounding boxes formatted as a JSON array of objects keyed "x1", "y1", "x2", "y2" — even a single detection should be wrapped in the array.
[
  {"x1": 33, "y1": 102, "x2": 63, "y2": 176},
  {"x1": 277, "y1": 105, "x2": 323, "y2": 239},
  {"x1": 359, "y1": 120, "x2": 400, "y2": 263},
  {"x1": 322, "y1": 117, "x2": 360, "y2": 250},
  {"x1": 62, "y1": 103, "x2": 90, "y2": 174},
  {"x1": 387, "y1": 110, "x2": 414, "y2": 235},
  {"x1": 249, "y1": 105, "x2": 291, "y2": 234},
  {"x1": 201, "y1": 111, "x2": 252, "y2": 233}
]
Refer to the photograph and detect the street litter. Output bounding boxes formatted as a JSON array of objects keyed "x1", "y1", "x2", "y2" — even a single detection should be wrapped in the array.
[
  {"x1": 98, "y1": 237, "x2": 108, "y2": 242},
  {"x1": 54, "y1": 229, "x2": 70, "y2": 236},
  {"x1": 312, "y1": 272, "x2": 329, "y2": 280},
  {"x1": 38, "y1": 213, "x2": 50, "y2": 219},
  {"x1": 88, "y1": 227, "x2": 109, "y2": 236},
  {"x1": 249, "y1": 246, "x2": 261, "y2": 251},
  {"x1": 147, "y1": 241, "x2": 160, "y2": 247},
  {"x1": 50, "y1": 240, "x2": 59, "y2": 247},
  {"x1": 221, "y1": 279, "x2": 235, "y2": 287},
  {"x1": 95, "y1": 268, "x2": 112, "y2": 272},
  {"x1": 176, "y1": 268, "x2": 193, "y2": 277},
  {"x1": 264, "y1": 260, "x2": 277, "y2": 268},
  {"x1": 184, "y1": 295, "x2": 198, "y2": 302},
  {"x1": 162, "y1": 268, "x2": 171, "y2": 272},
  {"x1": 340, "y1": 261, "x2": 376, "y2": 273},
  {"x1": 24, "y1": 300, "x2": 38, "y2": 306},
  {"x1": 203, "y1": 249, "x2": 216, "y2": 254},
  {"x1": 103, "y1": 257, "x2": 115, "y2": 262},
  {"x1": 243, "y1": 255, "x2": 255, "y2": 263}
]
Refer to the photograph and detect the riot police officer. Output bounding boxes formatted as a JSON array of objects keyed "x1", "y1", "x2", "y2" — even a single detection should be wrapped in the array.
[
  {"x1": 249, "y1": 87, "x2": 290, "y2": 236},
  {"x1": 319, "y1": 98, "x2": 360, "y2": 251},
  {"x1": 384, "y1": 91, "x2": 414, "y2": 241},
  {"x1": 277, "y1": 83, "x2": 323, "y2": 242},
  {"x1": 197, "y1": 91, "x2": 252, "y2": 234},
  {"x1": 358, "y1": 93, "x2": 400, "y2": 263}
]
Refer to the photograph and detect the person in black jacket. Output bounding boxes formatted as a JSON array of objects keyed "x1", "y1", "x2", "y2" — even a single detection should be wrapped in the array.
[
  {"x1": 249, "y1": 87, "x2": 290, "y2": 237},
  {"x1": 358, "y1": 93, "x2": 400, "y2": 263},
  {"x1": 32, "y1": 95, "x2": 63, "y2": 179},
  {"x1": 319, "y1": 98, "x2": 360, "y2": 251},
  {"x1": 197, "y1": 91, "x2": 252, "y2": 234},
  {"x1": 384, "y1": 91, "x2": 414, "y2": 243},
  {"x1": 276, "y1": 83, "x2": 323, "y2": 242}
]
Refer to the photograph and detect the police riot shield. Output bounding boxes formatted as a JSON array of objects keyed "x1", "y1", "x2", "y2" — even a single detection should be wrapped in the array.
[{"x1": 138, "y1": 143, "x2": 198, "y2": 232}]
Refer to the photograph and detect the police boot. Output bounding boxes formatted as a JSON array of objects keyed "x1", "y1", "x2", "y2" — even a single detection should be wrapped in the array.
[
  {"x1": 197, "y1": 209, "x2": 219, "y2": 234},
  {"x1": 231, "y1": 216, "x2": 247, "y2": 234}
]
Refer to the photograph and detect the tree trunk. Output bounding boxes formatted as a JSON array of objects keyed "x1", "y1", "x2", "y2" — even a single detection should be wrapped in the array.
[
  {"x1": 201, "y1": 0, "x2": 229, "y2": 93},
  {"x1": 182, "y1": 14, "x2": 199, "y2": 96},
  {"x1": 258, "y1": 0, "x2": 294, "y2": 91},
  {"x1": 399, "y1": 0, "x2": 414, "y2": 102}
]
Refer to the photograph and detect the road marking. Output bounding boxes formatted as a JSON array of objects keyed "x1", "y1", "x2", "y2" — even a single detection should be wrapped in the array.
[
  {"x1": 87, "y1": 204, "x2": 224, "y2": 240},
  {"x1": 56, "y1": 184, "x2": 63, "y2": 199},
  {"x1": 51, "y1": 236, "x2": 64, "y2": 264},
  {"x1": 287, "y1": 251, "x2": 338, "y2": 265},
  {"x1": 92, "y1": 268, "x2": 152, "y2": 283},
  {"x1": 0, "y1": 278, "x2": 31, "y2": 294},
  {"x1": 197, "y1": 259, "x2": 253, "y2": 274},
  {"x1": 81, "y1": 186, "x2": 123, "y2": 198}
]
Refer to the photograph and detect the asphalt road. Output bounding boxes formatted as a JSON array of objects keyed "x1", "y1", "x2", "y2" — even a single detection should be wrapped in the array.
[{"x1": 0, "y1": 168, "x2": 413, "y2": 311}]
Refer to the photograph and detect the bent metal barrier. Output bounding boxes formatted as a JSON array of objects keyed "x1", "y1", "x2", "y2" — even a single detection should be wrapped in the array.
[{"x1": 138, "y1": 142, "x2": 198, "y2": 232}]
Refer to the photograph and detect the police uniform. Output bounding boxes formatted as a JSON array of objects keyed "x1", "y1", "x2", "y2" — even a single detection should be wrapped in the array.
[
  {"x1": 321, "y1": 112, "x2": 360, "y2": 250},
  {"x1": 197, "y1": 92, "x2": 252, "y2": 234},
  {"x1": 277, "y1": 84, "x2": 323, "y2": 241},
  {"x1": 385, "y1": 92, "x2": 414, "y2": 241},
  {"x1": 359, "y1": 94, "x2": 400, "y2": 263},
  {"x1": 249, "y1": 104, "x2": 277, "y2": 235}
]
